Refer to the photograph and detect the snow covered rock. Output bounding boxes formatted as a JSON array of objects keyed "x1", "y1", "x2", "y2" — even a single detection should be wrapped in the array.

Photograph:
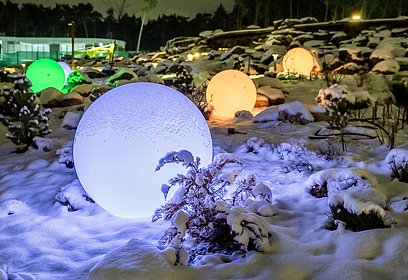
[
  {"x1": 257, "y1": 86, "x2": 285, "y2": 105},
  {"x1": 369, "y1": 43, "x2": 395, "y2": 67},
  {"x1": 105, "y1": 68, "x2": 138, "y2": 87},
  {"x1": 61, "y1": 111, "x2": 82, "y2": 130},
  {"x1": 330, "y1": 31, "x2": 348, "y2": 45},
  {"x1": 58, "y1": 92, "x2": 84, "y2": 107},
  {"x1": 38, "y1": 87, "x2": 61, "y2": 108},
  {"x1": 219, "y1": 46, "x2": 247, "y2": 61},
  {"x1": 253, "y1": 76, "x2": 284, "y2": 89},
  {"x1": 253, "y1": 107, "x2": 280, "y2": 123},
  {"x1": 89, "y1": 238, "x2": 176, "y2": 280},
  {"x1": 70, "y1": 83, "x2": 95, "y2": 97},
  {"x1": 333, "y1": 62, "x2": 365, "y2": 74},
  {"x1": 371, "y1": 59, "x2": 400, "y2": 74},
  {"x1": 278, "y1": 101, "x2": 314, "y2": 124}
]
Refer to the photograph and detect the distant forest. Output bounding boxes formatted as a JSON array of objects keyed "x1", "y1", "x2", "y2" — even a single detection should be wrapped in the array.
[{"x1": 0, "y1": 0, "x2": 406, "y2": 51}]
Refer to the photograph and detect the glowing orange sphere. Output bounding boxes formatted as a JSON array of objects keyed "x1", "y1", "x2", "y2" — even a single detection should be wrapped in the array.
[
  {"x1": 206, "y1": 70, "x2": 257, "y2": 118},
  {"x1": 282, "y1": 47, "x2": 314, "y2": 76}
]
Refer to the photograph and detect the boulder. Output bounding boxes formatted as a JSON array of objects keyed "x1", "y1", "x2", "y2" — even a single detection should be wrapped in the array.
[
  {"x1": 371, "y1": 59, "x2": 400, "y2": 74},
  {"x1": 253, "y1": 76, "x2": 284, "y2": 89},
  {"x1": 369, "y1": 43, "x2": 395, "y2": 67},
  {"x1": 38, "y1": 87, "x2": 62, "y2": 108},
  {"x1": 59, "y1": 92, "x2": 84, "y2": 107},
  {"x1": 105, "y1": 68, "x2": 138, "y2": 86},
  {"x1": 330, "y1": 31, "x2": 348, "y2": 45},
  {"x1": 219, "y1": 46, "x2": 247, "y2": 61},
  {"x1": 255, "y1": 94, "x2": 269, "y2": 107},
  {"x1": 257, "y1": 86, "x2": 285, "y2": 105},
  {"x1": 261, "y1": 45, "x2": 287, "y2": 65}
]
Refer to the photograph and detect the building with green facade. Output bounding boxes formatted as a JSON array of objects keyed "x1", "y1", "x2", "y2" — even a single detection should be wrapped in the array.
[{"x1": 0, "y1": 36, "x2": 126, "y2": 67}]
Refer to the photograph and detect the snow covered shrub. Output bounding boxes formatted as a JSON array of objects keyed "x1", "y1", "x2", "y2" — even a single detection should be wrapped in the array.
[
  {"x1": 316, "y1": 84, "x2": 352, "y2": 151},
  {"x1": 239, "y1": 137, "x2": 270, "y2": 154},
  {"x1": 153, "y1": 150, "x2": 273, "y2": 264},
  {"x1": 385, "y1": 148, "x2": 408, "y2": 183},
  {"x1": 328, "y1": 187, "x2": 392, "y2": 231},
  {"x1": 0, "y1": 77, "x2": 52, "y2": 152},
  {"x1": 55, "y1": 180, "x2": 95, "y2": 212},
  {"x1": 170, "y1": 65, "x2": 210, "y2": 118},
  {"x1": 56, "y1": 140, "x2": 74, "y2": 168},
  {"x1": 306, "y1": 168, "x2": 393, "y2": 231}
]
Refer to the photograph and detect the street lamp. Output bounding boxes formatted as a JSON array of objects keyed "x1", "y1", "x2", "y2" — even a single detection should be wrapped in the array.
[{"x1": 68, "y1": 21, "x2": 75, "y2": 70}]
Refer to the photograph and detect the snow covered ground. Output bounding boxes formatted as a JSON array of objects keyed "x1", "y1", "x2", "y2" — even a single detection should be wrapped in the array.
[{"x1": 1, "y1": 81, "x2": 408, "y2": 280}]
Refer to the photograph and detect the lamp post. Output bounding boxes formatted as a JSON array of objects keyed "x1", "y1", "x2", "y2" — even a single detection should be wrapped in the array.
[
  {"x1": 272, "y1": 54, "x2": 279, "y2": 71},
  {"x1": 68, "y1": 21, "x2": 75, "y2": 70}
]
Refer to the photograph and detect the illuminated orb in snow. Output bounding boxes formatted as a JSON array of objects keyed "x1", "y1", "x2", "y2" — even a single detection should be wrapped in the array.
[
  {"x1": 206, "y1": 69, "x2": 257, "y2": 118},
  {"x1": 26, "y1": 58, "x2": 66, "y2": 93},
  {"x1": 58, "y1": 61, "x2": 72, "y2": 86},
  {"x1": 73, "y1": 82, "x2": 213, "y2": 219},
  {"x1": 282, "y1": 47, "x2": 314, "y2": 76}
]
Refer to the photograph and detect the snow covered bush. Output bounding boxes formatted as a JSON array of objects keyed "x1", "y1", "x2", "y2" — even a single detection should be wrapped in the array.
[
  {"x1": 153, "y1": 150, "x2": 273, "y2": 264},
  {"x1": 238, "y1": 138, "x2": 328, "y2": 174},
  {"x1": 385, "y1": 148, "x2": 408, "y2": 183},
  {"x1": 56, "y1": 140, "x2": 74, "y2": 168},
  {"x1": 54, "y1": 180, "x2": 95, "y2": 212},
  {"x1": 0, "y1": 77, "x2": 52, "y2": 152},
  {"x1": 306, "y1": 168, "x2": 393, "y2": 231}
]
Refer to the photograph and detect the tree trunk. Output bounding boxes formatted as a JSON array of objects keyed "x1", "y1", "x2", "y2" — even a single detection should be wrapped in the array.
[
  {"x1": 289, "y1": 0, "x2": 293, "y2": 18},
  {"x1": 325, "y1": 0, "x2": 329, "y2": 22},
  {"x1": 82, "y1": 20, "x2": 89, "y2": 38},
  {"x1": 264, "y1": 0, "x2": 270, "y2": 27},
  {"x1": 398, "y1": 0, "x2": 402, "y2": 16},
  {"x1": 136, "y1": 13, "x2": 146, "y2": 53}
]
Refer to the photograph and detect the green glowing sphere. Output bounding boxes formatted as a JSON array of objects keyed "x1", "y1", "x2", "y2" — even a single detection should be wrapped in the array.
[{"x1": 26, "y1": 59, "x2": 66, "y2": 93}]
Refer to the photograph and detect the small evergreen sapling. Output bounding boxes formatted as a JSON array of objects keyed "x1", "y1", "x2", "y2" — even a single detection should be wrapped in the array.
[
  {"x1": 0, "y1": 77, "x2": 52, "y2": 152},
  {"x1": 153, "y1": 150, "x2": 273, "y2": 265}
]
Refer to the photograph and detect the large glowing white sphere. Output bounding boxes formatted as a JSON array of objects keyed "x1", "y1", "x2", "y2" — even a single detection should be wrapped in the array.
[
  {"x1": 282, "y1": 47, "x2": 314, "y2": 76},
  {"x1": 58, "y1": 61, "x2": 72, "y2": 86},
  {"x1": 206, "y1": 70, "x2": 257, "y2": 118},
  {"x1": 73, "y1": 82, "x2": 213, "y2": 218}
]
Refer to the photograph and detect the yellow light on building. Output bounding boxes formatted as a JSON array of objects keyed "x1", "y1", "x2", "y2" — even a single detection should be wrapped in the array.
[{"x1": 352, "y1": 14, "x2": 362, "y2": 20}]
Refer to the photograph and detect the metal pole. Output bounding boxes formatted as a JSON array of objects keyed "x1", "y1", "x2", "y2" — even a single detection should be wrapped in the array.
[{"x1": 69, "y1": 21, "x2": 75, "y2": 70}]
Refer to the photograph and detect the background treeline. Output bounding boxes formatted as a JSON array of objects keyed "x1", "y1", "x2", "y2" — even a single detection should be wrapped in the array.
[{"x1": 0, "y1": 0, "x2": 406, "y2": 51}]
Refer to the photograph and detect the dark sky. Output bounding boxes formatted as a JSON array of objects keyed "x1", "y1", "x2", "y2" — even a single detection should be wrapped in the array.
[{"x1": 9, "y1": 0, "x2": 235, "y2": 19}]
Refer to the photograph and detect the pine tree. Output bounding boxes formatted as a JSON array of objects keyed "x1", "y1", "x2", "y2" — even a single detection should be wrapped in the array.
[{"x1": 0, "y1": 76, "x2": 52, "y2": 152}]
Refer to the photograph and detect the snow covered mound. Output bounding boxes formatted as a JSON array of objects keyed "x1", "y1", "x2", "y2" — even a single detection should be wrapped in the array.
[{"x1": 0, "y1": 199, "x2": 30, "y2": 217}]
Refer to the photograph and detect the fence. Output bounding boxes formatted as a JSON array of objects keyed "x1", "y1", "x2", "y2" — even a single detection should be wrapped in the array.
[{"x1": 0, "y1": 50, "x2": 133, "y2": 68}]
